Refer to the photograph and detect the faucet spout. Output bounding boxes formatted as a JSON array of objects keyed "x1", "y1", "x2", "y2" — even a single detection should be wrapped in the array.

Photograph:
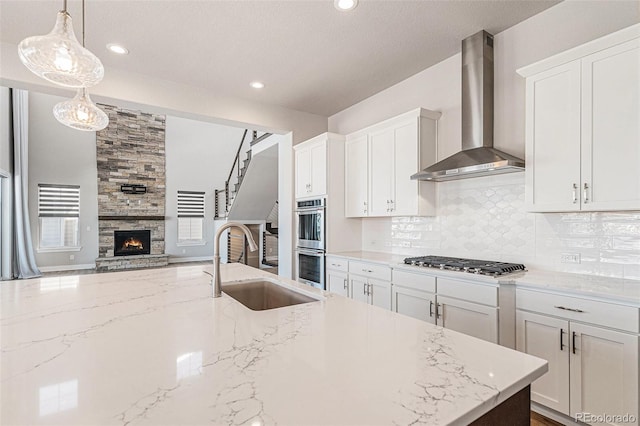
[{"x1": 213, "y1": 222, "x2": 258, "y2": 298}]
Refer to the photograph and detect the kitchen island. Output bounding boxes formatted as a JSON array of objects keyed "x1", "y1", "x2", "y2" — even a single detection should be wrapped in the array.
[{"x1": 0, "y1": 263, "x2": 547, "y2": 425}]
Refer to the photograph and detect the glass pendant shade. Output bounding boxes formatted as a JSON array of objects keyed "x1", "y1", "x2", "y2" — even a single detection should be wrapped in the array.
[
  {"x1": 53, "y1": 88, "x2": 109, "y2": 131},
  {"x1": 18, "y1": 11, "x2": 104, "y2": 88}
]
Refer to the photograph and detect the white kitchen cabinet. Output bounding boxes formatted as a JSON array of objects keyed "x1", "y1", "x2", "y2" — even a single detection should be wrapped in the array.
[
  {"x1": 327, "y1": 269, "x2": 349, "y2": 298},
  {"x1": 392, "y1": 284, "x2": 436, "y2": 324},
  {"x1": 345, "y1": 135, "x2": 368, "y2": 217},
  {"x1": 437, "y1": 295, "x2": 498, "y2": 343},
  {"x1": 348, "y1": 260, "x2": 392, "y2": 309},
  {"x1": 294, "y1": 137, "x2": 326, "y2": 199},
  {"x1": 368, "y1": 277, "x2": 392, "y2": 310},
  {"x1": 516, "y1": 310, "x2": 570, "y2": 414},
  {"x1": 520, "y1": 29, "x2": 640, "y2": 212},
  {"x1": 570, "y1": 322, "x2": 639, "y2": 426},
  {"x1": 350, "y1": 276, "x2": 369, "y2": 305},
  {"x1": 344, "y1": 108, "x2": 440, "y2": 218},
  {"x1": 516, "y1": 288, "x2": 640, "y2": 425}
]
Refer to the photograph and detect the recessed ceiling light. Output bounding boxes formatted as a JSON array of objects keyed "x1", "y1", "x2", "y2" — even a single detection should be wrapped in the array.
[
  {"x1": 250, "y1": 81, "x2": 265, "y2": 89},
  {"x1": 106, "y1": 43, "x2": 129, "y2": 55},
  {"x1": 334, "y1": 0, "x2": 358, "y2": 11}
]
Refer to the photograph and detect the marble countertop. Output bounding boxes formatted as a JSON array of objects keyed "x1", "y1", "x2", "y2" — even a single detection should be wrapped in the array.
[
  {"x1": 1, "y1": 263, "x2": 547, "y2": 425},
  {"x1": 329, "y1": 251, "x2": 640, "y2": 305}
]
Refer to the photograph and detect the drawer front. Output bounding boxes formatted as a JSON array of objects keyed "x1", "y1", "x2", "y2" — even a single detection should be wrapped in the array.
[
  {"x1": 349, "y1": 260, "x2": 391, "y2": 281},
  {"x1": 516, "y1": 288, "x2": 640, "y2": 334},
  {"x1": 326, "y1": 256, "x2": 348, "y2": 272},
  {"x1": 437, "y1": 277, "x2": 498, "y2": 307},
  {"x1": 392, "y1": 269, "x2": 436, "y2": 293}
]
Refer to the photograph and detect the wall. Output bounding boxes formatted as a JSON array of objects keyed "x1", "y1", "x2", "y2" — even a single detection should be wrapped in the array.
[
  {"x1": 164, "y1": 115, "x2": 243, "y2": 259},
  {"x1": 27, "y1": 91, "x2": 98, "y2": 269},
  {"x1": 0, "y1": 43, "x2": 328, "y2": 146},
  {"x1": 329, "y1": 2, "x2": 640, "y2": 280}
]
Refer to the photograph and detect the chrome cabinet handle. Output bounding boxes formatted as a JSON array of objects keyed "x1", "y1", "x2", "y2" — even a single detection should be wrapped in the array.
[
  {"x1": 363, "y1": 282, "x2": 367, "y2": 295},
  {"x1": 343, "y1": 279, "x2": 348, "y2": 290},
  {"x1": 560, "y1": 328, "x2": 565, "y2": 351},
  {"x1": 429, "y1": 300, "x2": 434, "y2": 317},
  {"x1": 390, "y1": 200, "x2": 394, "y2": 212},
  {"x1": 386, "y1": 200, "x2": 390, "y2": 212},
  {"x1": 362, "y1": 269, "x2": 373, "y2": 273},
  {"x1": 363, "y1": 201, "x2": 367, "y2": 215},
  {"x1": 583, "y1": 183, "x2": 589, "y2": 203},
  {"x1": 435, "y1": 303, "x2": 442, "y2": 319},
  {"x1": 572, "y1": 331, "x2": 577, "y2": 354},
  {"x1": 555, "y1": 306, "x2": 585, "y2": 313},
  {"x1": 572, "y1": 183, "x2": 578, "y2": 204},
  {"x1": 368, "y1": 283, "x2": 372, "y2": 297}
]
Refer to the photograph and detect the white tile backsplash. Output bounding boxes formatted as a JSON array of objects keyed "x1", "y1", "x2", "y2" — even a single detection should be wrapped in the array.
[{"x1": 362, "y1": 174, "x2": 640, "y2": 279}]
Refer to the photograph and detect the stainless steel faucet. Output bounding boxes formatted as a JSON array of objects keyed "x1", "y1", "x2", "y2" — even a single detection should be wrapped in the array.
[{"x1": 212, "y1": 222, "x2": 258, "y2": 298}]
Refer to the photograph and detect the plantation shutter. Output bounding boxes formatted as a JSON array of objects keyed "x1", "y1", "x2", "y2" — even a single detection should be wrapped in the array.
[
  {"x1": 38, "y1": 184, "x2": 80, "y2": 218},
  {"x1": 177, "y1": 191, "x2": 205, "y2": 218}
]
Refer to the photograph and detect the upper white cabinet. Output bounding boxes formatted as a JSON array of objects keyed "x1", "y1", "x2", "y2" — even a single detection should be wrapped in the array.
[
  {"x1": 344, "y1": 108, "x2": 441, "y2": 218},
  {"x1": 295, "y1": 137, "x2": 327, "y2": 198},
  {"x1": 519, "y1": 26, "x2": 640, "y2": 212}
]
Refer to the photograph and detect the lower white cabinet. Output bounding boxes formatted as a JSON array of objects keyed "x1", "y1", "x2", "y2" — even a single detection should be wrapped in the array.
[
  {"x1": 327, "y1": 269, "x2": 349, "y2": 298},
  {"x1": 516, "y1": 290, "x2": 639, "y2": 426},
  {"x1": 392, "y1": 284, "x2": 436, "y2": 324},
  {"x1": 438, "y1": 296, "x2": 498, "y2": 343},
  {"x1": 350, "y1": 275, "x2": 391, "y2": 310}
]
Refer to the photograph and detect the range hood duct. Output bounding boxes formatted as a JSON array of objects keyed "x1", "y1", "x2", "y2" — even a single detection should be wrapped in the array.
[{"x1": 411, "y1": 30, "x2": 524, "y2": 182}]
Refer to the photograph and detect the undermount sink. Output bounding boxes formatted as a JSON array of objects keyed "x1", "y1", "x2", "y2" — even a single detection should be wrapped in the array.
[{"x1": 222, "y1": 278, "x2": 321, "y2": 311}]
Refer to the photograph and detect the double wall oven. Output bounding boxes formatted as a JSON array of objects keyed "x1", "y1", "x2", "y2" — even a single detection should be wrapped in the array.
[{"x1": 296, "y1": 198, "x2": 325, "y2": 289}]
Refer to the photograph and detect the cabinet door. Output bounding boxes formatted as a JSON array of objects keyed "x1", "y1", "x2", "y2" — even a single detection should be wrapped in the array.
[
  {"x1": 368, "y1": 129, "x2": 394, "y2": 217},
  {"x1": 327, "y1": 270, "x2": 349, "y2": 298},
  {"x1": 368, "y1": 278, "x2": 391, "y2": 310},
  {"x1": 392, "y1": 121, "x2": 419, "y2": 216},
  {"x1": 392, "y1": 285, "x2": 436, "y2": 324},
  {"x1": 309, "y1": 142, "x2": 327, "y2": 197},
  {"x1": 570, "y1": 322, "x2": 639, "y2": 426},
  {"x1": 525, "y1": 61, "x2": 582, "y2": 212},
  {"x1": 345, "y1": 136, "x2": 369, "y2": 217},
  {"x1": 516, "y1": 310, "x2": 570, "y2": 415},
  {"x1": 350, "y1": 276, "x2": 369, "y2": 304},
  {"x1": 295, "y1": 148, "x2": 311, "y2": 199},
  {"x1": 437, "y1": 296, "x2": 498, "y2": 343},
  {"x1": 581, "y1": 39, "x2": 640, "y2": 211}
]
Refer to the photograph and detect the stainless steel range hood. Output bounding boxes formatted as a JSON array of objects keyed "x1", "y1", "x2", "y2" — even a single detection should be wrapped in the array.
[{"x1": 411, "y1": 30, "x2": 524, "y2": 182}]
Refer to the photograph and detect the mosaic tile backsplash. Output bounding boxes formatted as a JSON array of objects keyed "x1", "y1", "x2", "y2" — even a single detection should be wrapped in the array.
[{"x1": 363, "y1": 174, "x2": 640, "y2": 280}]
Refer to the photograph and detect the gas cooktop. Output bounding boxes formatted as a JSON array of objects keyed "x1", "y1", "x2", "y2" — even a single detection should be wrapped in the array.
[{"x1": 403, "y1": 255, "x2": 526, "y2": 277}]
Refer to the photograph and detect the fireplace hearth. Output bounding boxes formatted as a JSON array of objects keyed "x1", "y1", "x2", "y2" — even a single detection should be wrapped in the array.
[{"x1": 114, "y1": 230, "x2": 151, "y2": 256}]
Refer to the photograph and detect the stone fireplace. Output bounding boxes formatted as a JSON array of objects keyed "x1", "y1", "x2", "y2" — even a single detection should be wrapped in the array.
[{"x1": 94, "y1": 105, "x2": 170, "y2": 272}]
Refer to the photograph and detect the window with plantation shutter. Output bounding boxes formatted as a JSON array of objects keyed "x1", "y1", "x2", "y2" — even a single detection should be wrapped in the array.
[
  {"x1": 177, "y1": 191, "x2": 205, "y2": 243},
  {"x1": 38, "y1": 184, "x2": 80, "y2": 250}
]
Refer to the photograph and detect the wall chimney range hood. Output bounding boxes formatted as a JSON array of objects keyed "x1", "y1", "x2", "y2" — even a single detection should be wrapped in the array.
[{"x1": 411, "y1": 31, "x2": 524, "y2": 182}]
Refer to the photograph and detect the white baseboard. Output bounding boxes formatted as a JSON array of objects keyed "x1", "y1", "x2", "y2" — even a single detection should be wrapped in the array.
[
  {"x1": 531, "y1": 402, "x2": 582, "y2": 425},
  {"x1": 39, "y1": 263, "x2": 95, "y2": 273},
  {"x1": 168, "y1": 256, "x2": 213, "y2": 264}
]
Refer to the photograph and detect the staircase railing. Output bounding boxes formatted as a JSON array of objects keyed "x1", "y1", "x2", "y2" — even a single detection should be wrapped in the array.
[{"x1": 214, "y1": 130, "x2": 274, "y2": 219}]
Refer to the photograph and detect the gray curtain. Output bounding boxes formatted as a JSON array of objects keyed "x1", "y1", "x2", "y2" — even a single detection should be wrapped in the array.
[{"x1": 11, "y1": 88, "x2": 41, "y2": 279}]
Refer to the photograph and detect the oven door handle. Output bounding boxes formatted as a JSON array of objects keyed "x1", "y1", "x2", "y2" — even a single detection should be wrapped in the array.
[
  {"x1": 295, "y1": 207, "x2": 326, "y2": 213},
  {"x1": 296, "y1": 248, "x2": 325, "y2": 257}
]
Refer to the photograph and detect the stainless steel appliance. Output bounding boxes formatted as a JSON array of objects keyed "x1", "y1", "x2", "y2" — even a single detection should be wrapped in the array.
[
  {"x1": 403, "y1": 255, "x2": 526, "y2": 277},
  {"x1": 296, "y1": 198, "x2": 326, "y2": 289},
  {"x1": 296, "y1": 198, "x2": 325, "y2": 250},
  {"x1": 411, "y1": 31, "x2": 525, "y2": 182}
]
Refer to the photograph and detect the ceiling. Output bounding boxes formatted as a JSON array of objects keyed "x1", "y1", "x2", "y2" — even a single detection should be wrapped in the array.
[{"x1": 0, "y1": 0, "x2": 560, "y2": 116}]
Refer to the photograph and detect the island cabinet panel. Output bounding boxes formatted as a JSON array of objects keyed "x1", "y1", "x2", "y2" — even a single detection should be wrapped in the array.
[
  {"x1": 569, "y1": 323, "x2": 639, "y2": 426},
  {"x1": 522, "y1": 33, "x2": 640, "y2": 213},
  {"x1": 438, "y1": 295, "x2": 498, "y2": 344},
  {"x1": 516, "y1": 310, "x2": 570, "y2": 415},
  {"x1": 327, "y1": 269, "x2": 349, "y2": 298},
  {"x1": 392, "y1": 284, "x2": 436, "y2": 324}
]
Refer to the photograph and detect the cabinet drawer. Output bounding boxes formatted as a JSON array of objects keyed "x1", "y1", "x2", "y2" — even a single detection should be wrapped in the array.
[
  {"x1": 392, "y1": 269, "x2": 436, "y2": 293},
  {"x1": 516, "y1": 288, "x2": 640, "y2": 334},
  {"x1": 437, "y1": 278, "x2": 498, "y2": 307},
  {"x1": 349, "y1": 260, "x2": 391, "y2": 281},
  {"x1": 326, "y1": 256, "x2": 348, "y2": 272}
]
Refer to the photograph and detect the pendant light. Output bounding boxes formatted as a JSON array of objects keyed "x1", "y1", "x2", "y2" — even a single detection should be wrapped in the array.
[
  {"x1": 52, "y1": 0, "x2": 109, "y2": 132},
  {"x1": 18, "y1": 0, "x2": 104, "y2": 88},
  {"x1": 53, "y1": 88, "x2": 108, "y2": 131}
]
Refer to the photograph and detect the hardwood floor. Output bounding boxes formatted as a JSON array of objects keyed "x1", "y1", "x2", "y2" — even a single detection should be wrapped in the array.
[{"x1": 531, "y1": 411, "x2": 564, "y2": 426}]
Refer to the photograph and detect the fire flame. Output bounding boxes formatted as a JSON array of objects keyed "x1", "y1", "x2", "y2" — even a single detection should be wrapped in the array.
[{"x1": 123, "y1": 238, "x2": 144, "y2": 250}]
